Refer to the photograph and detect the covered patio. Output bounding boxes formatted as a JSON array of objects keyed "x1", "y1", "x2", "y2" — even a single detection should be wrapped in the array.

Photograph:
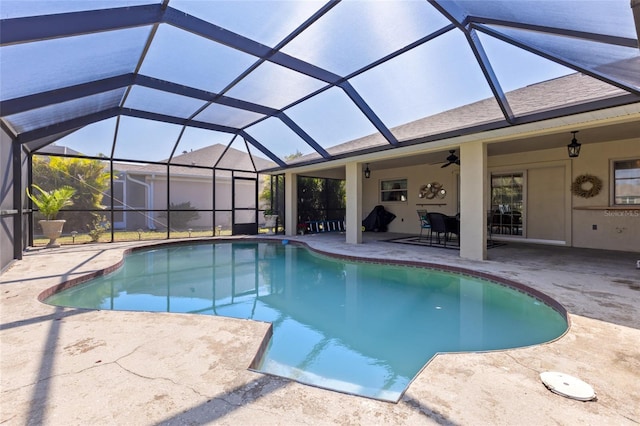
[{"x1": 1, "y1": 235, "x2": 638, "y2": 424}]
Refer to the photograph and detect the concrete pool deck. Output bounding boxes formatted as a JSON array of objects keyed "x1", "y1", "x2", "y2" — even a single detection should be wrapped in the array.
[{"x1": 1, "y1": 234, "x2": 639, "y2": 425}]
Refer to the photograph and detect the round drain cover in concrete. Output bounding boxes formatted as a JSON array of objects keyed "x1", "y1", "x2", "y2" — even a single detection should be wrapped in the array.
[{"x1": 540, "y1": 372, "x2": 596, "y2": 401}]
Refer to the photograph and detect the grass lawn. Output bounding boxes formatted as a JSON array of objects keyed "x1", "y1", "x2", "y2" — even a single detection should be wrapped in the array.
[{"x1": 32, "y1": 228, "x2": 279, "y2": 247}]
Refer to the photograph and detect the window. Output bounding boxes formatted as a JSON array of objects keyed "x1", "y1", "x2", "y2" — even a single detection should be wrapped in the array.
[
  {"x1": 490, "y1": 173, "x2": 524, "y2": 235},
  {"x1": 380, "y1": 178, "x2": 407, "y2": 203},
  {"x1": 613, "y1": 159, "x2": 640, "y2": 205}
]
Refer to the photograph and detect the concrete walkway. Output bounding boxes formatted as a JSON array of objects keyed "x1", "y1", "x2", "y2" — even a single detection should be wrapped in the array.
[{"x1": 1, "y1": 235, "x2": 639, "y2": 425}]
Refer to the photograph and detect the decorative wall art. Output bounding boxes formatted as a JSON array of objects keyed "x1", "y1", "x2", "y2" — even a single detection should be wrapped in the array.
[
  {"x1": 571, "y1": 174, "x2": 603, "y2": 198},
  {"x1": 418, "y1": 182, "x2": 447, "y2": 199}
]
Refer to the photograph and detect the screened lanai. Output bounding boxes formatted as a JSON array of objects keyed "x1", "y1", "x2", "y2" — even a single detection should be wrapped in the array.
[{"x1": 1, "y1": 0, "x2": 640, "y2": 271}]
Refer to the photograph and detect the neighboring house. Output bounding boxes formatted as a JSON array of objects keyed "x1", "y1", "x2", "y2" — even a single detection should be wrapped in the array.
[{"x1": 107, "y1": 144, "x2": 275, "y2": 231}]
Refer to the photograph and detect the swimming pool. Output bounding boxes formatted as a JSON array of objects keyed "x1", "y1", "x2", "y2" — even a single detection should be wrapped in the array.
[{"x1": 44, "y1": 240, "x2": 568, "y2": 401}]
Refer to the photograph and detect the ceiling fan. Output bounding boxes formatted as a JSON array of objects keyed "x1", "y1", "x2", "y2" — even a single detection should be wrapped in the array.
[{"x1": 440, "y1": 150, "x2": 460, "y2": 168}]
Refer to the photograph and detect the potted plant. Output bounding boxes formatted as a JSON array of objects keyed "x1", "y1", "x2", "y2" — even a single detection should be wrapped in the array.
[
  {"x1": 26, "y1": 184, "x2": 76, "y2": 248},
  {"x1": 264, "y1": 208, "x2": 278, "y2": 234}
]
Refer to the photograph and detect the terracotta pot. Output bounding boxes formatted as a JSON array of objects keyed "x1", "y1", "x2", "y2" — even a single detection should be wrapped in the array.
[{"x1": 39, "y1": 219, "x2": 66, "y2": 248}]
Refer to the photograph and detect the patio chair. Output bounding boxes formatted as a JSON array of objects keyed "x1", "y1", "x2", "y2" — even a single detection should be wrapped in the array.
[
  {"x1": 487, "y1": 210, "x2": 494, "y2": 243},
  {"x1": 417, "y1": 210, "x2": 431, "y2": 241},
  {"x1": 427, "y1": 212, "x2": 459, "y2": 247}
]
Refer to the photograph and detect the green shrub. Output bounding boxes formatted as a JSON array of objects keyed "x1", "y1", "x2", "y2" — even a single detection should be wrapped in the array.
[{"x1": 158, "y1": 202, "x2": 200, "y2": 230}]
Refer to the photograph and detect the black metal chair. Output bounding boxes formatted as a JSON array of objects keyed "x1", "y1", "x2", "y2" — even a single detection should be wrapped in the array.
[
  {"x1": 427, "y1": 212, "x2": 459, "y2": 247},
  {"x1": 487, "y1": 210, "x2": 494, "y2": 242}
]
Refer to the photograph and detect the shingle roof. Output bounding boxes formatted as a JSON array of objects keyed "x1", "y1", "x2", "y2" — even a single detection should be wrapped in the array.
[{"x1": 289, "y1": 72, "x2": 632, "y2": 164}]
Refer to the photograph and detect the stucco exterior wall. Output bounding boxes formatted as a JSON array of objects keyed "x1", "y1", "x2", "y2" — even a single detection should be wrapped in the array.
[
  {"x1": 361, "y1": 163, "x2": 459, "y2": 234},
  {"x1": 570, "y1": 138, "x2": 640, "y2": 252},
  {"x1": 360, "y1": 137, "x2": 639, "y2": 252},
  {"x1": 489, "y1": 137, "x2": 639, "y2": 251}
]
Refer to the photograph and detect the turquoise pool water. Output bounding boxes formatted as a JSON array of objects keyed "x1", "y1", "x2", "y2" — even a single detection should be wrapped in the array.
[{"x1": 45, "y1": 241, "x2": 567, "y2": 401}]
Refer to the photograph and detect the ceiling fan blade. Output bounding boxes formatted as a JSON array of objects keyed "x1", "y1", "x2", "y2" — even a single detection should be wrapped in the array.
[{"x1": 434, "y1": 150, "x2": 459, "y2": 166}]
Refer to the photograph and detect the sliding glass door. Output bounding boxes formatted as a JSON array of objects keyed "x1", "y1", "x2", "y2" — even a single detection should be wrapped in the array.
[{"x1": 490, "y1": 173, "x2": 524, "y2": 236}]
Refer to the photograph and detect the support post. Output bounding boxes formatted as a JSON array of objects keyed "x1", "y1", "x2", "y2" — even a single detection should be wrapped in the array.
[
  {"x1": 459, "y1": 141, "x2": 487, "y2": 260},
  {"x1": 632, "y1": 0, "x2": 640, "y2": 47},
  {"x1": 345, "y1": 162, "x2": 363, "y2": 244},
  {"x1": 284, "y1": 171, "x2": 297, "y2": 236},
  {"x1": 12, "y1": 140, "x2": 24, "y2": 260}
]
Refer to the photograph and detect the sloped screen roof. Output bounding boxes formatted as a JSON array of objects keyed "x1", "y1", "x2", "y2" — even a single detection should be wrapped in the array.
[{"x1": 1, "y1": 0, "x2": 639, "y2": 171}]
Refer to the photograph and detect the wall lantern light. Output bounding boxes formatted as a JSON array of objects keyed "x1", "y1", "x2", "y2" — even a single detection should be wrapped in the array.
[
  {"x1": 364, "y1": 163, "x2": 371, "y2": 179},
  {"x1": 567, "y1": 131, "x2": 581, "y2": 158}
]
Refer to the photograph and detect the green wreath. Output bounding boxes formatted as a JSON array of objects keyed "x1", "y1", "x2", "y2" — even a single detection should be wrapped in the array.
[{"x1": 571, "y1": 174, "x2": 602, "y2": 198}]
